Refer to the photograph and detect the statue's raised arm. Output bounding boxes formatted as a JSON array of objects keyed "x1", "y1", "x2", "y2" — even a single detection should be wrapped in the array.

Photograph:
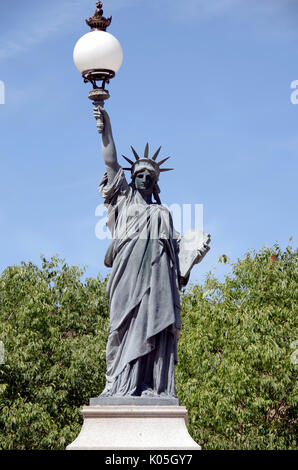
[
  {"x1": 93, "y1": 106, "x2": 120, "y2": 182},
  {"x1": 92, "y1": 108, "x2": 211, "y2": 404}
]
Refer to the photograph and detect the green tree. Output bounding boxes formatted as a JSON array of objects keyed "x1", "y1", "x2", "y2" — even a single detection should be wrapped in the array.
[
  {"x1": 177, "y1": 243, "x2": 298, "y2": 449},
  {"x1": 0, "y1": 244, "x2": 297, "y2": 449},
  {"x1": 0, "y1": 256, "x2": 109, "y2": 449}
]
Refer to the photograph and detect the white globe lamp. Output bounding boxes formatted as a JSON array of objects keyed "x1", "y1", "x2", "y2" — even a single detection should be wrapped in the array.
[
  {"x1": 74, "y1": 31, "x2": 123, "y2": 77},
  {"x1": 73, "y1": 1, "x2": 123, "y2": 106}
]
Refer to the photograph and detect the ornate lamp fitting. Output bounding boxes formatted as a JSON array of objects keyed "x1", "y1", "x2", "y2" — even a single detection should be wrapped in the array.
[
  {"x1": 73, "y1": 1, "x2": 123, "y2": 109},
  {"x1": 86, "y1": 1, "x2": 112, "y2": 31}
]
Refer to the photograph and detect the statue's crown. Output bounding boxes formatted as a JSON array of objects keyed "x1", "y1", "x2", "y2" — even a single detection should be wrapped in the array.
[{"x1": 122, "y1": 144, "x2": 174, "y2": 179}]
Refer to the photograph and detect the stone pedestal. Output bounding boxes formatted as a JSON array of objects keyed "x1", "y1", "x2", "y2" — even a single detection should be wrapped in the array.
[{"x1": 66, "y1": 406, "x2": 200, "y2": 450}]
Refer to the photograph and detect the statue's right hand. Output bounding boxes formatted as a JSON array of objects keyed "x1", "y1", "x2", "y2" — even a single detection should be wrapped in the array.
[
  {"x1": 93, "y1": 106, "x2": 109, "y2": 134},
  {"x1": 93, "y1": 105, "x2": 105, "y2": 134}
]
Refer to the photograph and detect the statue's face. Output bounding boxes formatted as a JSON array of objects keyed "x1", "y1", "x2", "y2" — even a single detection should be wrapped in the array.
[{"x1": 134, "y1": 169, "x2": 156, "y2": 193}]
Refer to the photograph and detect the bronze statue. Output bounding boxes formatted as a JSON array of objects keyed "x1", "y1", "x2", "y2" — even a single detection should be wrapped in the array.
[{"x1": 92, "y1": 106, "x2": 210, "y2": 405}]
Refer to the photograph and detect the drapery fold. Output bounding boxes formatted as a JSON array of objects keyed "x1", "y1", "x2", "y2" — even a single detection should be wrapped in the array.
[{"x1": 98, "y1": 169, "x2": 181, "y2": 396}]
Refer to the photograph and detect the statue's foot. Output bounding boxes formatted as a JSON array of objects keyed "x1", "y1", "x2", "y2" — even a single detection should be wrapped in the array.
[{"x1": 141, "y1": 387, "x2": 156, "y2": 397}]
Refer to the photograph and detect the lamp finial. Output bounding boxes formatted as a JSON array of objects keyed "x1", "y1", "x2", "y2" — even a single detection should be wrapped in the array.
[{"x1": 86, "y1": 1, "x2": 112, "y2": 31}]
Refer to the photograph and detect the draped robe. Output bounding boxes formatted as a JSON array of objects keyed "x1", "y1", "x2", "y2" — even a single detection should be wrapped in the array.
[{"x1": 99, "y1": 168, "x2": 181, "y2": 397}]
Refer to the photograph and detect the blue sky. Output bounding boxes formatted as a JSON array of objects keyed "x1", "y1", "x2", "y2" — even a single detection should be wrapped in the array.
[{"x1": 0, "y1": 0, "x2": 297, "y2": 284}]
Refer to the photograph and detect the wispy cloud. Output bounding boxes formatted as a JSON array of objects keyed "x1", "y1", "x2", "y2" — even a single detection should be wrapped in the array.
[
  {"x1": 0, "y1": 0, "x2": 139, "y2": 61},
  {"x1": 1, "y1": 0, "x2": 298, "y2": 62},
  {"x1": 168, "y1": 0, "x2": 243, "y2": 20},
  {"x1": 167, "y1": 0, "x2": 298, "y2": 34},
  {"x1": 0, "y1": 0, "x2": 87, "y2": 60}
]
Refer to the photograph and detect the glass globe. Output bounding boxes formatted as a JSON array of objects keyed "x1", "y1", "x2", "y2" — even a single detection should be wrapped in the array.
[{"x1": 73, "y1": 30, "x2": 123, "y2": 74}]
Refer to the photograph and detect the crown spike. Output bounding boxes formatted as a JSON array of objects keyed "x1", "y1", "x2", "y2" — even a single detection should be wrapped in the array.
[
  {"x1": 122, "y1": 155, "x2": 134, "y2": 165},
  {"x1": 157, "y1": 157, "x2": 171, "y2": 167},
  {"x1": 160, "y1": 168, "x2": 174, "y2": 172},
  {"x1": 131, "y1": 146, "x2": 140, "y2": 160},
  {"x1": 152, "y1": 146, "x2": 162, "y2": 161},
  {"x1": 123, "y1": 168, "x2": 132, "y2": 171},
  {"x1": 144, "y1": 143, "x2": 149, "y2": 158}
]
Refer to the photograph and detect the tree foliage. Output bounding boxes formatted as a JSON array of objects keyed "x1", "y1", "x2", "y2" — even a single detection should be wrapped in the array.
[
  {"x1": 177, "y1": 242, "x2": 298, "y2": 449},
  {"x1": 0, "y1": 257, "x2": 109, "y2": 450},
  {"x1": 0, "y1": 244, "x2": 297, "y2": 449}
]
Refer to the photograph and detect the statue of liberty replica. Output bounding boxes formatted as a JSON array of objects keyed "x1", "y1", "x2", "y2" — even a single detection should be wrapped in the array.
[{"x1": 91, "y1": 107, "x2": 211, "y2": 405}]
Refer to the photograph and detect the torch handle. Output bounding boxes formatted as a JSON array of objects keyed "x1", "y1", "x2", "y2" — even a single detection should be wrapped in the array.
[
  {"x1": 93, "y1": 100, "x2": 105, "y2": 134},
  {"x1": 88, "y1": 87, "x2": 110, "y2": 135}
]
